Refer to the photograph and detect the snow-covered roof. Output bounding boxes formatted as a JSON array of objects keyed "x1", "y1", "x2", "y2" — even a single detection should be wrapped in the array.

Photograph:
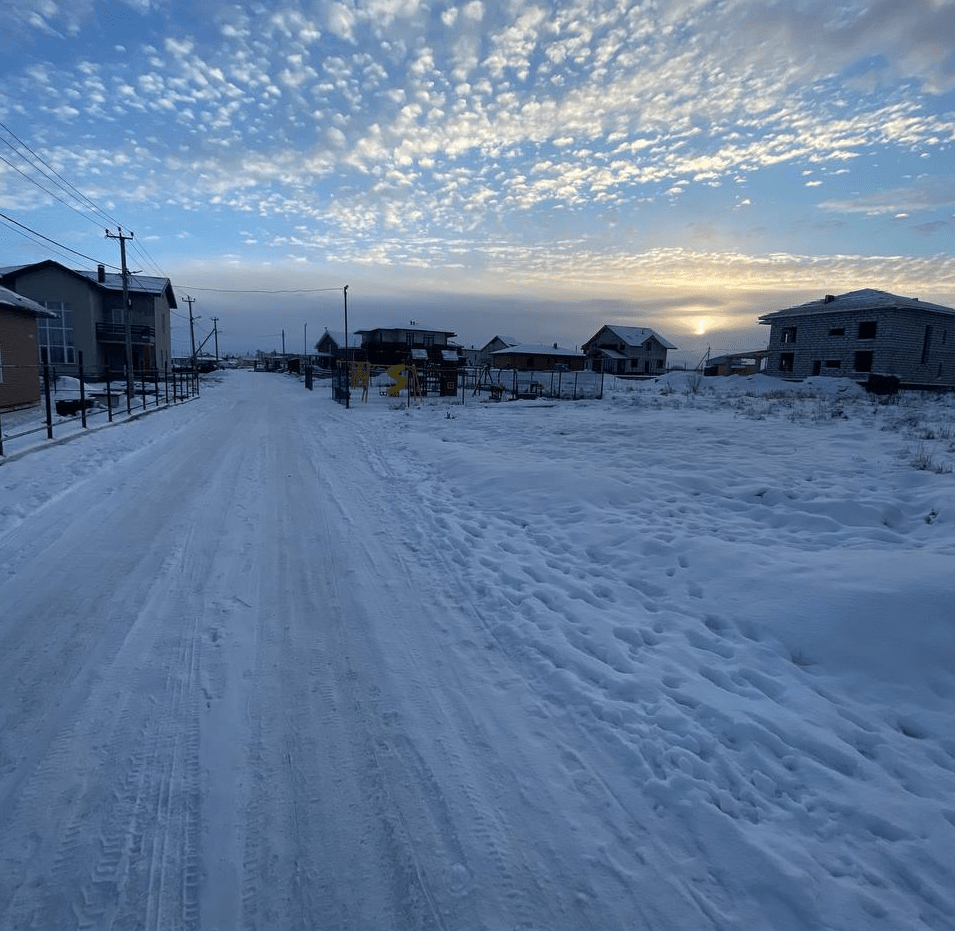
[
  {"x1": 480, "y1": 335, "x2": 521, "y2": 351},
  {"x1": 492, "y1": 343, "x2": 583, "y2": 356},
  {"x1": 440, "y1": 349, "x2": 460, "y2": 362},
  {"x1": 1, "y1": 261, "x2": 176, "y2": 306},
  {"x1": 759, "y1": 289, "x2": 955, "y2": 322},
  {"x1": 590, "y1": 325, "x2": 677, "y2": 350},
  {"x1": 0, "y1": 284, "x2": 58, "y2": 317},
  {"x1": 318, "y1": 329, "x2": 359, "y2": 348},
  {"x1": 75, "y1": 269, "x2": 172, "y2": 297}
]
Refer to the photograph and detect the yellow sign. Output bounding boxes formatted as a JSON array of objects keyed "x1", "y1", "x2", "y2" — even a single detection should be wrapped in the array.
[{"x1": 386, "y1": 364, "x2": 408, "y2": 397}]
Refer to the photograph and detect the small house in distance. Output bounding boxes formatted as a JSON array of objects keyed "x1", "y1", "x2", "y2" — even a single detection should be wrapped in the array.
[
  {"x1": 703, "y1": 350, "x2": 769, "y2": 377},
  {"x1": 315, "y1": 329, "x2": 359, "y2": 372},
  {"x1": 477, "y1": 335, "x2": 520, "y2": 367},
  {"x1": 582, "y1": 325, "x2": 676, "y2": 376},
  {"x1": 353, "y1": 323, "x2": 461, "y2": 367},
  {"x1": 0, "y1": 285, "x2": 57, "y2": 409},
  {"x1": 759, "y1": 289, "x2": 955, "y2": 388},
  {"x1": 491, "y1": 343, "x2": 585, "y2": 371}
]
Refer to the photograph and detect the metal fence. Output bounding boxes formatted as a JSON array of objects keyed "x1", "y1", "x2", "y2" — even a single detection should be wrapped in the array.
[{"x1": 0, "y1": 350, "x2": 201, "y2": 458}]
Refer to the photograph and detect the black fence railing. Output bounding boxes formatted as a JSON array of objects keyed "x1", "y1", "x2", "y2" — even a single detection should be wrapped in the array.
[
  {"x1": 95, "y1": 322, "x2": 156, "y2": 343},
  {"x1": 0, "y1": 351, "x2": 201, "y2": 458}
]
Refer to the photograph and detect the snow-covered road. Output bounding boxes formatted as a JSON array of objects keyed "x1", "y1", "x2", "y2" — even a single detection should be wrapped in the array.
[
  {"x1": 0, "y1": 373, "x2": 698, "y2": 930},
  {"x1": 1, "y1": 370, "x2": 953, "y2": 930}
]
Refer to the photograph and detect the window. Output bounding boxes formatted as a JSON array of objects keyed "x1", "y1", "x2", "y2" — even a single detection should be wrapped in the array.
[
  {"x1": 780, "y1": 352, "x2": 794, "y2": 373},
  {"x1": 854, "y1": 351, "x2": 873, "y2": 372},
  {"x1": 656, "y1": 359, "x2": 665, "y2": 370},
  {"x1": 37, "y1": 302, "x2": 76, "y2": 365},
  {"x1": 828, "y1": 327, "x2": 845, "y2": 336},
  {"x1": 858, "y1": 321, "x2": 877, "y2": 339},
  {"x1": 781, "y1": 326, "x2": 797, "y2": 344},
  {"x1": 921, "y1": 325, "x2": 933, "y2": 364},
  {"x1": 824, "y1": 360, "x2": 842, "y2": 368}
]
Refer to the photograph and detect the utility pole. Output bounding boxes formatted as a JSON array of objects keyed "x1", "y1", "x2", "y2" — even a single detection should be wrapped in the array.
[
  {"x1": 182, "y1": 295, "x2": 197, "y2": 368},
  {"x1": 105, "y1": 227, "x2": 135, "y2": 400},
  {"x1": 212, "y1": 317, "x2": 219, "y2": 364},
  {"x1": 343, "y1": 285, "x2": 349, "y2": 409}
]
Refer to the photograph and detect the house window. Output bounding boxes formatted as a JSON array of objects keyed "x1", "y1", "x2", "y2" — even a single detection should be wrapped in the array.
[
  {"x1": 854, "y1": 351, "x2": 873, "y2": 372},
  {"x1": 780, "y1": 352, "x2": 794, "y2": 373},
  {"x1": 828, "y1": 327, "x2": 845, "y2": 336},
  {"x1": 656, "y1": 359, "x2": 665, "y2": 370},
  {"x1": 38, "y1": 302, "x2": 76, "y2": 365},
  {"x1": 423, "y1": 334, "x2": 435, "y2": 347},
  {"x1": 526, "y1": 356, "x2": 535, "y2": 368},
  {"x1": 858, "y1": 321, "x2": 877, "y2": 339},
  {"x1": 629, "y1": 358, "x2": 639, "y2": 370},
  {"x1": 921, "y1": 325, "x2": 933, "y2": 364},
  {"x1": 781, "y1": 326, "x2": 797, "y2": 344}
]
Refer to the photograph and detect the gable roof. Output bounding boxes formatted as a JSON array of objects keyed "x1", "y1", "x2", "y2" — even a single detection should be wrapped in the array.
[
  {"x1": 759, "y1": 289, "x2": 955, "y2": 322},
  {"x1": 587, "y1": 325, "x2": 677, "y2": 350},
  {"x1": 480, "y1": 335, "x2": 520, "y2": 351},
  {"x1": 317, "y1": 329, "x2": 359, "y2": 348},
  {"x1": 0, "y1": 260, "x2": 178, "y2": 308},
  {"x1": 0, "y1": 284, "x2": 58, "y2": 318}
]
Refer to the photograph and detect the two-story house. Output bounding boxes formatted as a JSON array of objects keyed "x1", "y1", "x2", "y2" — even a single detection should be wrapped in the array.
[
  {"x1": 0, "y1": 260, "x2": 176, "y2": 378},
  {"x1": 759, "y1": 289, "x2": 955, "y2": 387},
  {"x1": 582, "y1": 325, "x2": 676, "y2": 376}
]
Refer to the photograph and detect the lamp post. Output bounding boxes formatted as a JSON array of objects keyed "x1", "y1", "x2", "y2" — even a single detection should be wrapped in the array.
[{"x1": 343, "y1": 285, "x2": 349, "y2": 409}]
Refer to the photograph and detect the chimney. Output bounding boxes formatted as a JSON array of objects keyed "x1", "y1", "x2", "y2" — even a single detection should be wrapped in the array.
[
  {"x1": 97, "y1": 264, "x2": 106, "y2": 283},
  {"x1": 824, "y1": 294, "x2": 835, "y2": 303}
]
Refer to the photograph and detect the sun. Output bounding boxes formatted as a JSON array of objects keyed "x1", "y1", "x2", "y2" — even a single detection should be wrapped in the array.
[{"x1": 695, "y1": 317, "x2": 710, "y2": 336}]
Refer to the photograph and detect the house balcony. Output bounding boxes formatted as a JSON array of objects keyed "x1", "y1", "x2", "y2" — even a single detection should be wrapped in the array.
[{"x1": 96, "y1": 322, "x2": 155, "y2": 344}]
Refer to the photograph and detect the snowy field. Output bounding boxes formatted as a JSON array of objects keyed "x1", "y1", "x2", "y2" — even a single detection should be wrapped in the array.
[{"x1": 1, "y1": 368, "x2": 953, "y2": 930}]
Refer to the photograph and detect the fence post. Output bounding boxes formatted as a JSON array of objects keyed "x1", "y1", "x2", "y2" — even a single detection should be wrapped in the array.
[
  {"x1": 165, "y1": 364, "x2": 169, "y2": 405},
  {"x1": 0, "y1": 405, "x2": 4, "y2": 456},
  {"x1": 141, "y1": 367, "x2": 147, "y2": 410},
  {"x1": 78, "y1": 351, "x2": 87, "y2": 429},
  {"x1": 153, "y1": 367, "x2": 159, "y2": 407},
  {"x1": 106, "y1": 367, "x2": 114, "y2": 422},
  {"x1": 43, "y1": 363, "x2": 54, "y2": 439}
]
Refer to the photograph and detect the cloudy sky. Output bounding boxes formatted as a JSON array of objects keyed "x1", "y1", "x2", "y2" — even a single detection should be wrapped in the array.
[{"x1": 1, "y1": 0, "x2": 953, "y2": 359}]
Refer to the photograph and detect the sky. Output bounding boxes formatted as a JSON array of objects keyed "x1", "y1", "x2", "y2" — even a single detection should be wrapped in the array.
[{"x1": 0, "y1": 0, "x2": 954, "y2": 360}]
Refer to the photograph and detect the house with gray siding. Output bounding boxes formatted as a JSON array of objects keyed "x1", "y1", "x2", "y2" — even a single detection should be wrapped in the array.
[
  {"x1": 759, "y1": 289, "x2": 955, "y2": 388},
  {"x1": 582, "y1": 325, "x2": 676, "y2": 376},
  {"x1": 0, "y1": 260, "x2": 176, "y2": 378}
]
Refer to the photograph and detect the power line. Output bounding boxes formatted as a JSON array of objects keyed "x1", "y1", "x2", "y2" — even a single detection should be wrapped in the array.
[
  {"x1": 0, "y1": 210, "x2": 115, "y2": 266},
  {"x1": 0, "y1": 120, "x2": 123, "y2": 229},
  {"x1": 176, "y1": 285, "x2": 345, "y2": 294}
]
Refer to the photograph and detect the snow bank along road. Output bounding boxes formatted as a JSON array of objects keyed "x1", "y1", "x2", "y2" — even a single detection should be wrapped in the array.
[{"x1": 0, "y1": 370, "x2": 953, "y2": 930}]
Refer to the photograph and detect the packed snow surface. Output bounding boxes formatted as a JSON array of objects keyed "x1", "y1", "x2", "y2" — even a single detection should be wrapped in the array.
[{"x1": 1, "y1": 369, "x2": 953, "y2": 930}]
